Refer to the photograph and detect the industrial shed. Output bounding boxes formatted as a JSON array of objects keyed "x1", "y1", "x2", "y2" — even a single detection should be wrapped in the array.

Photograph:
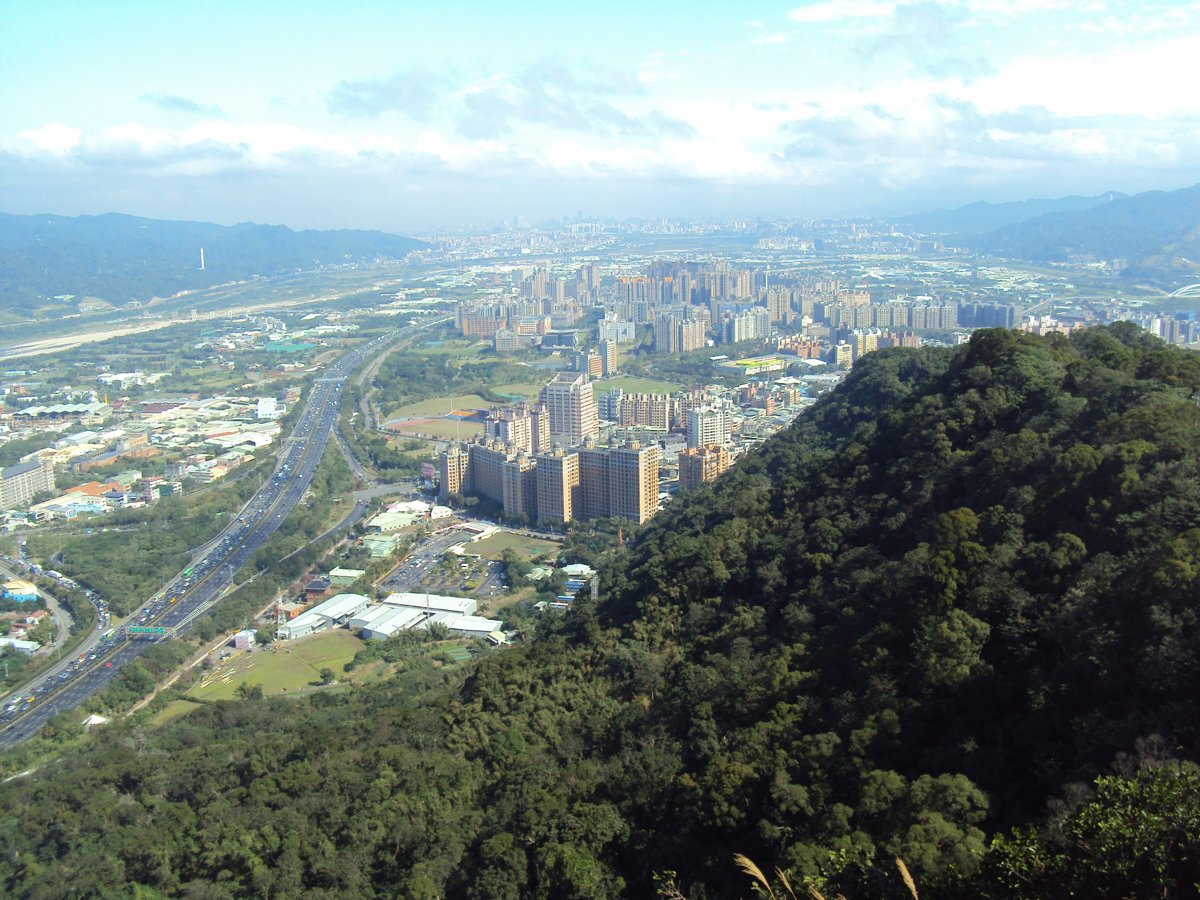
[
  {"x1": 382, "y1": 592, "x2": 477, "y2": 616},
  {"x1": 276, "y1": 592, "x2": 370, "y2": 640}
]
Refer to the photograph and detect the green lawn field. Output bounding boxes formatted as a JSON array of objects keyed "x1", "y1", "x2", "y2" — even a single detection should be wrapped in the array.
[
  {"x1": 389, "y1": 419, "x2": 484, "y2": 440},
  {"x1": 148, "y1": 699, "x2": 203, "y2": 726},
  {"x1": 491, "y1": 382, "x2": 546, "y2": 399},
  {"x1": 471, "y1": 531, "x2": 560, "y2": 561},
  {"x1": 389, "y1": 394, "x2": 491, "y2": 418},
  {"x1": 188, "y1": 630, "x2": 365, "y2": 700}
]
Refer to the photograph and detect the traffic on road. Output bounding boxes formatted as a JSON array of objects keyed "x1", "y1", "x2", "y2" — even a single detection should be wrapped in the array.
[{"x1": 0, "y1": 327, "x2": 414, "y2": 746}]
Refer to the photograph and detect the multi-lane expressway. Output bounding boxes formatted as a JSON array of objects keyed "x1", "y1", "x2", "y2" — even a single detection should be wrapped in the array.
[{"x1": 0, "y1": 326, "x2": 412, "y2": 748}]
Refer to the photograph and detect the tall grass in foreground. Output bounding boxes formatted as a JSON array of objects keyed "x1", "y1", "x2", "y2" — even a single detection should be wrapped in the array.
[{"x1": 726, "y1": 853, "x2": 920, "y2": 900}]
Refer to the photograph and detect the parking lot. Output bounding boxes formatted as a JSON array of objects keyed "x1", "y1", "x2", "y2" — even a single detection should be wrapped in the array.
[{"x1": 379, "y1": 527, "x2": 509, "y2": 601}]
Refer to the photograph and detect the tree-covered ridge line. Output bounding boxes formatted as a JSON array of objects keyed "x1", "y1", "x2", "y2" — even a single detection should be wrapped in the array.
[
  {"x1": 592, "y1": 324, "x2": 1200, "y2": 892},
  {"x1": 2, "y1": 325, "x2": 1200, "y2": 898}
]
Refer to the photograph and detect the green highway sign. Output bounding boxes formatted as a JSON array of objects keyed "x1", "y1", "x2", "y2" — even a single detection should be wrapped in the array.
[{"x1": 127, "y1": 626, "x2": 168, "y2": 635}]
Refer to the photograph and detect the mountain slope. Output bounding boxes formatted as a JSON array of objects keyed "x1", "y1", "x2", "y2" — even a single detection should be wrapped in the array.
[
  {"x1": 3, "y1": 327, "x2": 1200, "y2": 898},
  {"x1": 0, "y1": 211, "x2": 428, "y2": 317},
  {"x1": 897, "y1": 192, "x2": 1123, "y2": 236},
  {"x1": 589, "y1": 324, "x2": 1200, "y2": 892}
]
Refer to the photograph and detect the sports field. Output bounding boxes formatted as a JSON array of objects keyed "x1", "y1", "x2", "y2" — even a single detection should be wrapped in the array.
[{"x1": 413, "y1": 340, "x2": 486, "y2": 357}]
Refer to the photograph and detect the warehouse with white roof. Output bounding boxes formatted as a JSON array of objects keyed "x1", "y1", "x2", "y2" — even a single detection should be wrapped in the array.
[
  {"x1": 382, "y1": 592, "x2": 477, "y2": 615},
  {"x1": 357, "y1": 606, "x2": 433, "y2": 640},
  {"x1": 276, "y1": 592, "x2": 371, "y2": 640},
  {"x1": 278, "y1": 590, "x2": 505, "y2": 643}
]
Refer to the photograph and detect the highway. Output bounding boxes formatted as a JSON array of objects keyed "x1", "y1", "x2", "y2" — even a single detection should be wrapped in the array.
[{"x1": 0, "y1": 326, "x2": 414, "y2": 747}]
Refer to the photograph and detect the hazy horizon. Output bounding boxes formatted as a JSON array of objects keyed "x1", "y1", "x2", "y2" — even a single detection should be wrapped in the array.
[{"x1": 4, "y1": 1, "x2": 1198, "y2": 232}]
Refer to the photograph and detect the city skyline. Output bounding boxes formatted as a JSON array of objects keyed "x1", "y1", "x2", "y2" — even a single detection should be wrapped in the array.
[{"x1": 3, "y1": 1, "x2": 1199, "y2": 231}]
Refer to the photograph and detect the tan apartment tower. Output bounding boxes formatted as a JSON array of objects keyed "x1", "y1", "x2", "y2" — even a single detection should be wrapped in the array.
[
  {"x1": 540, "y1": 371, "x2": 598, "y2": 447},
  {"x1": 579, "y1": 440, "x2": 660, "y2": 524},
  {"x1": 437, "y1": 443, "x2": 470, "y2": 502},
  {"x1": 536, "y1": 448, "x2": 581, "y2": 525},
  {"x1": 678, "y1": 445, "x2": 731, "y2": 491}
]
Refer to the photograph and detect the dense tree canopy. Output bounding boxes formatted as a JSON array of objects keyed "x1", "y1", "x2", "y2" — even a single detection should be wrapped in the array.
[{"x1": 2, "y1": 326, "x2": 1200, "y2": 898}]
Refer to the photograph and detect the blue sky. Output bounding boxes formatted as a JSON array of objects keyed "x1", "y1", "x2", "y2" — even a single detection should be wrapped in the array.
[{"x1": 3, "y1": 0, "x2": 1199, "y2": 231}]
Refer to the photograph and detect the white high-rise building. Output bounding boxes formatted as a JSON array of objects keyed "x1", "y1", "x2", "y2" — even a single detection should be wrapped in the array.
[
  {"x1": 686, "y1": 403, "x2": 733, "y2": 449},
  {"x1": 539, "y1": 371, "x2": 598, "y2": 447}
]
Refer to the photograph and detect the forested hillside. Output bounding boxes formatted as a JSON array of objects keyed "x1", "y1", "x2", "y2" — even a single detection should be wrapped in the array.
[{"x1": 2, "y1": 326, "x2": 1200, "y2": 898}]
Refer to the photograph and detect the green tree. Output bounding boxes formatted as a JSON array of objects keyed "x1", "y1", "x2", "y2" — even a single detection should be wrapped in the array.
[{"x1": 970, "y1": 762, "x2": 1200, "y2": 898}]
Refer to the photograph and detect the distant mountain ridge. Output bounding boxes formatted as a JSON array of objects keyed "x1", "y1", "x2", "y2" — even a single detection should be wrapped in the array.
[
  {"x1": 966, "y1": 183, "x2": 1200, "y2": 274},
  {"x1": 897, "y1": 192, "x2": 1125, "y2": 235},
  {"x1": 0, "y1": 212, "x2": 428, "y2": 318}
]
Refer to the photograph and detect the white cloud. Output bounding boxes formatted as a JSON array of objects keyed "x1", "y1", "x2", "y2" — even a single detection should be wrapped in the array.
[
  {"x1": 964, "y1": 0, "x2": 1104, "y2": 15},
  {"x1": 968, "y1": 33, "x2": 1200, "y2": 117},
  {"x1": 543, "y1": 139, "x2": 661, "y2": 176},
  {"x1": 15, "y1": 123, "x2": 82, "y2": 155},
  {"x1": 8, "y1": 120, "x2": 417, "y2": 173},
  {"x1": 636, "y1": 52, "x2": 684, "y2": 86},
  {"x1": 413, "y1": 131, "x2": 521, "y2": 169},
  {"x1": 789, "y1": 0, "x2": 898, "y2": 24},
  {"x1": 788, "y1": 0, "x2": 1116, "y2": 28},
  {"x1": 661, "y1": 136, "x2": 782, "y2": 181},
  {"x1": 7, "y1": 12, "x2": 1200, "y2": 227}
]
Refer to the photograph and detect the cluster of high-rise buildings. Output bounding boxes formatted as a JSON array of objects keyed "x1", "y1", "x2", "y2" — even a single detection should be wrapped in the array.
[
  {"x1": 438, "y1": 434, "x2": 660, "y2": 527},
  {"x1": 438, "y1": 258, "x2": 1029, "y2": 525},
  {"x1": 434, "y1": 360, "x2": 799, "y2": 525},
  {"x1": 595, "y1": 386, "x2": 710, "y2": 431},
  {"x1": 1119, "y1": 312, "x2": 1200, "y2": 346},
  {"x1": 677, "y1": 445, "x2": 731, "y2": 491},
  {"x1": 454, "y1": 264, "x2": 604, "y2": 350},
  {"x1": 453, "y1": 255, "x2": 997, "y2": 373},
  {"x1": 439, "y1": 372, "x2": 660, "y2": 525},
  {"x1": 574, "y1": 342, "x2": 619, "y2": 378}
]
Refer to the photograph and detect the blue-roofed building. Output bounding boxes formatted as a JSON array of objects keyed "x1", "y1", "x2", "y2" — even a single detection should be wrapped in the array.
[{"x1": 2, "y1": 579, "x2": 39, "y2": 603}]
